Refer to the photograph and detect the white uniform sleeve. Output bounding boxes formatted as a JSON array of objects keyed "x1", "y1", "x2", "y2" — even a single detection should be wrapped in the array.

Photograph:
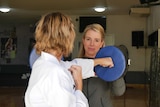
[
  {"x1": 75, "y1": 90, "x2": 89, "y2": 107},
  {"x1": 61, "y1": 58, "x2": 95, "y2": 79},
  {"x1": 27, "y1": 67, "x2": 89, "y2": 107},
  {"x1": 43, "y1": 75, "x2": 89, "y2": 107},
  {"x1": 25, "y1": 54, "x2": 89, "y2": 107},
  {"x1": 44, "y1": 68, "x2": 89, "y2": 107}
]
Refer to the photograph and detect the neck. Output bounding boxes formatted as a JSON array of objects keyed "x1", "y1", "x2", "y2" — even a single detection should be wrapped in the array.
[
  {"x1": 47, "y1": 50, "x2": 62, "y2": 61},
  {"x1": 84, "y1": 54, "x2": 95, "y2": 59}
]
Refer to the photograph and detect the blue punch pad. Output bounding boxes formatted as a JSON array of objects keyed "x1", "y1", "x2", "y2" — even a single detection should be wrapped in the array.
[
  {"x1": 94, "y1": 46, "x2": 126, "y2": 82},
  {"x1": 29, "y1": 48, "x2": 40, "y2": 69}
]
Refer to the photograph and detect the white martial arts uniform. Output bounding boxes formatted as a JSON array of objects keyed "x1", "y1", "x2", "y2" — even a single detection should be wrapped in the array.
[{"x1": 25, "y1": 52, "x2": 95, "y2": 107}]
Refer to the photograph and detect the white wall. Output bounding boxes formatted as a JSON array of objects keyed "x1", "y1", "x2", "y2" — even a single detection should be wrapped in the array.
[{"x1": 107, "y1": 15, "x2": 148, "y2": 72}]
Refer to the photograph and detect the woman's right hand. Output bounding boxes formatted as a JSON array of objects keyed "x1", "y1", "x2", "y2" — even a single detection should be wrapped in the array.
[
  {"x1": 94, "y1": 57, "x2": 114, "y2": 68},
  {"x1": 68, "y1": 65, "x2": 83, "y2": 91}
]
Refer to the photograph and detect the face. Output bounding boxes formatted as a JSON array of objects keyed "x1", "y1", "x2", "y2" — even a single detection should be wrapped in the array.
[{"x1": 83, "y1": 29, "x2": 104, "y2": 58}]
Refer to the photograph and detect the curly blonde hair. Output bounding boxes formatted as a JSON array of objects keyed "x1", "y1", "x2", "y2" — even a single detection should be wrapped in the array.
[{"x1": 34, "y1": 12, "x2": 75, "y2": 57}]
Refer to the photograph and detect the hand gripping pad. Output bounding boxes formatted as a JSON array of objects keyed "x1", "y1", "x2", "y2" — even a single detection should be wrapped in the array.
[{"x1": 94, "y1": 46, "x2": 126, "y2": 82}]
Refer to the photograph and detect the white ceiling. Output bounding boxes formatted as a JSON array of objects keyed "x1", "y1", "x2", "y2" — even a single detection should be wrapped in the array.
[{"x1": 0, "y1": 0, "x2": 142, "y2": 24}]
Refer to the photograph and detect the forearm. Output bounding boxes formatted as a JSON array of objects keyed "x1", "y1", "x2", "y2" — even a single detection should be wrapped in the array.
[
  {"x1": 93, "y1": 58, "x2": 103, "y2": 66},
  {"x1": 93, "y1": 57, "x2": 114, "y2": 68}
]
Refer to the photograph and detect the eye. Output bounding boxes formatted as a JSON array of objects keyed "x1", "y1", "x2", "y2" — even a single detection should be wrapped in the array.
[
  {"x1": 85, "y1": 37, "x2": 90, "y2": 41},
  {"x1": 86, "y1": 38, "x2": 90, "y2": 40},
  {"x1": 95, "y1": 39, "x2": 101, "y2": 42}
]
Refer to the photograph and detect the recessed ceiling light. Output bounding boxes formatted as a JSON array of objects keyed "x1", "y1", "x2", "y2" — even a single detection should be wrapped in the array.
[
  {"x1": 94, "y1": 7, "x2": 106, "y2": 12},
  {"x1": 0, "y1": 7, "x2": 10, "y2": 13}
]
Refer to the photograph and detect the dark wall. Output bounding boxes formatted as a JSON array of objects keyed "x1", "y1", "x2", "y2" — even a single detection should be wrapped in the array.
[
  {"x1": 0, "y1": 25, "x2": 34, "y2": 65},
  {"x1": 0, "y1": 65, "x2": 30, "y2": 86},
  {"x1": 0, "y1": 25, "x2": 34, "y2": 86},
  {"x1": 124, "y1": 71, "x2": 149, "y2": 84}
]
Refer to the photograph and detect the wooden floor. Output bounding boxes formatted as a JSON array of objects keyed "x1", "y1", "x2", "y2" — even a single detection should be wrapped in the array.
[
  {"x1": 0, "y1": 85, "x2": 149, "y2": 107},
  {"x1": 113, "y1": 85, "x2": 149, "y2": 107}
]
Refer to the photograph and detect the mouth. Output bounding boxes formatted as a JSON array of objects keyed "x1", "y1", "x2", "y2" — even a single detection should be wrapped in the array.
[{"x1": 88, "y1": 47, "x2": 95, "y2": 51}]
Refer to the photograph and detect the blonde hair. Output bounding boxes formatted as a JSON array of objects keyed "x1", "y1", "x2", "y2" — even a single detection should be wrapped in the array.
[
  {"x1": 78, "y1": 23, "x2": 105, "y2": 57},
  {"x1": 34, "y1": 12, "x2": 75, "y2": 57}
]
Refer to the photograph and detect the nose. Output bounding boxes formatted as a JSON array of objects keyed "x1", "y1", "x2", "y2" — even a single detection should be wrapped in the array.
[{"x1": 90, "y1": 40, "x2": 94, "y2": 45}]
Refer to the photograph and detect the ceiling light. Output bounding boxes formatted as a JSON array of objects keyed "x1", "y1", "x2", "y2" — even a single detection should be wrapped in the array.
[
  {"x1": 0, "y1": 7, "x2": 10, "y2": 13},
  {"x1": 94, "y1": 7, "x2": 106, "y2": 12}
]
